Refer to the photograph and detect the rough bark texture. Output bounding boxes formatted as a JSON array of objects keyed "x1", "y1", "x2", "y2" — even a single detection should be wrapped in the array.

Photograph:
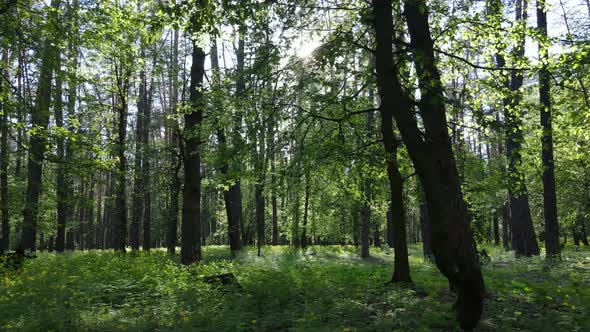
[
  {"x1": 537, "y1": 0, "x2": 560, "y2": 257},
  {"x1": 372, "y1": 0, "x2": 484, "y2": 328},
  {"x1": 21, "y1": 0, "x2": 60, "y2": 251},
  {"x1": 181, "y1": 38, "x2": 205, "y2": 265}
]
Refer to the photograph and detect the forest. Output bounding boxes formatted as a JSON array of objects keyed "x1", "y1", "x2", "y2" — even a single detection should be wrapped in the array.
[{"x1": 0, "y1": 0, "x2": 589, "y2": 330}]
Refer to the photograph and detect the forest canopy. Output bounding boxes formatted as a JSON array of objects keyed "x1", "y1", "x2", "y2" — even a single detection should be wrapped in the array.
[{"x1": 0, "y1": 0, "x2": 589, "y2": 331}]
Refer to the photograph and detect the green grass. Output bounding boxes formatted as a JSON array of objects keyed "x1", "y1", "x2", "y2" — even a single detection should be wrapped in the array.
[{"x1": 1, "y1": 245, "x2": 589, "y2": 331}]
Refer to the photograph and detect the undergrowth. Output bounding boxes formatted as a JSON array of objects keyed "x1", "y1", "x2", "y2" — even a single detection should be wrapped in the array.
[{"x1": 0, "y1": 245, "x2": 588, "y2": 331}]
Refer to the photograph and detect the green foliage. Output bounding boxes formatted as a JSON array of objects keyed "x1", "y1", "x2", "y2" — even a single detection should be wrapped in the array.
[{"x1": 1, "y1": 245, "x2": 589, "y2": 331}]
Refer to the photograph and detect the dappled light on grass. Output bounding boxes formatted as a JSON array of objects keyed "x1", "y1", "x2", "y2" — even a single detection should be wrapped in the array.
[{"x1": 1, "y1": 245, "x2": 589, "y2": 331}]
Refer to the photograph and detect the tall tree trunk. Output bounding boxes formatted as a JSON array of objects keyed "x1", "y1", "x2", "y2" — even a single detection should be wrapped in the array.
[
  {"x1": 0, "y1": 49, "x2": 10, "y2": 251},
  {"x1": 167, "y1": 21, "x2": 180, "y2": 254},
  {"x1": 54, "y1": 54, "x2": 68, "y2": 251},
  {"x1": 504, "y1": 0, "x2": 540, "y2": 257},
  {"x1": 113, "y1": 86, "x2": 129, "y2": 252},
  {"x1": 372, "y1": 0, "x2": 484, "y2": 328},
  {"x1": 181, "y1": 37, "x2": 205, "y2": 265},
  {"x1": 21, "y1": 0, "x2": 61, "y2": 251},
  {"x1": 537, "y1": 0, "x2": 560, "y2": 257},
  {"x1": 230, "y1": 30, "x2": 246, "y2": 251},
  {"x1": 301, "y1": 172, "x2": 310, "y2": 249},
  {"x1": 130, "y1": 68, "x2": 145, "y2": 250},
  {"x1": 142, "y1": 82, "x2": 152, "y2": 251},
  {"x1": 210, "y1": 37, "x2": 241, "y2": 253}
]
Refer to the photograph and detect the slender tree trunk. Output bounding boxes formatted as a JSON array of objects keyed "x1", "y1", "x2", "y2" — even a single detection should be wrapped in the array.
[
  {"x1": 256, "y1": 183, "x2": 265, "y2": 255},
  {"x1": 167, "y1": 22, "x2": 180, "y2": 254},
  {"x1": 361, "y1": 179, "x2": 371, "y2": 258},
  {"x1": 493, "y1": 215, "x2": 500, "y2": 246},
  {"x1": 386, "y1": 206, "x2": 393, "y2": 247},
  {"x1": 130, "y1": 69, "x2": 145, "y2": 250},
  {"x1": 21, "y1": 0, "x2": 61, "y2": 251},
  {"x1": 0, "y1": 49, "x2": 10, "y2": 251},
  {"x1": 142, "y1": 81, "x2": 152, "y2": 251},
  {"x1": 537, "y1": 0, "x2": 560, "y2": 257},
  {"x1": 372, "y1": 0, "x2": 484, "y2": 328},
  {"x1": 181, "y1": 38, "x2": 205, "y2": 265},
  {"x1": 113, "y1": 89, "x2": 129, "y2": 252},
  {"x1": 300, "y1": 172, "x2": 310, "y2": 249}
]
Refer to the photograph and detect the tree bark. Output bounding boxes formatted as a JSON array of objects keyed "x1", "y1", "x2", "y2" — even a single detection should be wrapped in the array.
[
  {"x1": 372, "y1": 0, "x2": 484, "y2": 328},
  {"x1": 536, "y1": 0, "x2": 560, "y2": 257},
  {"x1": 181, "y1": 36, "x2": 205, "y2": 265},
  {"x1": 388, "y1": 144, "x2": 410, "y2": 280}
]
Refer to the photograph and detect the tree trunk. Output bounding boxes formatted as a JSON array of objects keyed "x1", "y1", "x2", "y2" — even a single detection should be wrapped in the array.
[
  {"x1": 256, "y1": 183, "x2": 265, "y2": 255},
  {"x1": 113, "y1": 90, "x2": 129, "y2": 251},
  {"x1": 361, "y1": 180, "x2": 371, "y2": 258},
  {"x1": 493, "y1": 215, "x2": 500, "y2": 246},
  {"x1": 537, "y1": 0, "x2": 560, "y2": 257},
  {"x1": 130, "y1": 69, "x2": 145, "y2": 250},
  {"x1": 0, "y1": 49, "x2": 10, "y2": 251},
  {"x1": 167, "y1": 21, "x2": 180, "y2": 254},
  {"x1": 181, "y1": 38, "x2": 205, "y2": 265},
  {"x1": 372, "y1": 0, "x2": 484, "y2": 328},
  {"x1": 21, "y1": 0, "x2": 61, "y2": 251},
  {"x1": 420, "y1": 201, "x2": 432, "y2": 258},
  {"x1": 386, "y1": 206, "x2": 393, "y2": 248},
  {"x1": 388, "y1": 144, "x2": 410, "y2": 281},
  {"x1": 142, "y1": 80, "x2": 152, "y2": 251},
  {"x1": 504, "y1": 0, "x2": 540, "y2": 257}
]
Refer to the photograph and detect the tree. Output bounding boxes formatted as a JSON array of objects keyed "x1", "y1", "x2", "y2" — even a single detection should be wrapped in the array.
[
  {"x1": 372, "y1": 0, "x2": 484, "y2": 328},
  {"x1": 181, "y1": 7, "x2": 206, "y2": 265},
  {"x1": 536, "y1": 0, "x2": 560, "y2": 257},
  {"x1": 21, "y1": 0, "x2": 61, "y2": 251},
  {"x1": 504, "y1": 0, "x2": 540, "y2": 256}
]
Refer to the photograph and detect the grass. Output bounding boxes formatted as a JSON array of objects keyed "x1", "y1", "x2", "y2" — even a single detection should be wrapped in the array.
[{"x1": 1, "y1": 244, "x2": 589, "y2": 331}]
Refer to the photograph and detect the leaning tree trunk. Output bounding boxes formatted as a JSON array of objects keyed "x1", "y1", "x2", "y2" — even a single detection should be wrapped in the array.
[
  {"x1": 181, "y1": 37, "x2": 205, "y2": 265},
  {"x1": 372, "y1": 0, "x2": 484, "y2": 329},
  {"x1": 536, "y1": 0, "x2": 560, "y2": 257},
  {"x1": 21, "y1": 0, "x2": 60, "y2": 251}
]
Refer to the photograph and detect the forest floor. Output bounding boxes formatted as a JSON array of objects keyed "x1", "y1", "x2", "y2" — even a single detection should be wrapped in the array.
[{"x1": 1, "y1": 244, "x2": 589, "y2": 331}]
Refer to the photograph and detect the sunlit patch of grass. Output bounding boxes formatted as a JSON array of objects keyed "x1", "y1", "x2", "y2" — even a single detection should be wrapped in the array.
[{"x1": 0, "y1": 245, "x2": 589, "y2": 331}]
